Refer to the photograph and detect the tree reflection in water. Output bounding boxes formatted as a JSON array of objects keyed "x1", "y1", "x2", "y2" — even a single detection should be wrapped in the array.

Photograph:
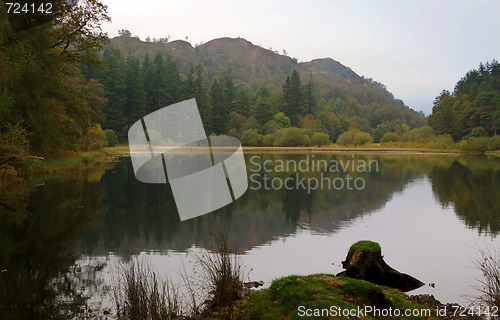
[{"x1": 0, "y1": 153, "x2": 499, "y2": 318}]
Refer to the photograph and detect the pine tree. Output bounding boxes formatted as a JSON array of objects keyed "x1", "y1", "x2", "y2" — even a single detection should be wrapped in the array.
[
  {"x1": 222, "y1": 68, "x2": 237, "y2": 113},
  {"x1": 303, "y1": 76, "x2": 317, "y2": 115},
  {"x1": 193, "y1": 63, "x2": 212, "y2": 133},
  {"x1": 210, "y1": 79, "x2": 226, "y2": 134},
  {"x1": 141, "y1": 53, "x2": 156, "y2": 114},
  {"x1": 182, "y1": 67, "x2": 195, "y2": 100},
  {"x1": 152, "y1": 52, "x2": 167, "y2": 111},
  {"x1": 254, "y1": 86, "x2": 273, "y2": 126},
  {"x1": 282, "y1": 70, "x2": 304, "y2": 126},
  {"x1": 164, "y1": 55, "x2": 182, "y2": 105},
  {"x1": 101, "y1": 46, "x2": 126, "y2": 135},
  {"x1": 124, "y1": 54, "x2": 145, "y2": 127},
  {"x1": 234, "y1": 87, "x2": 253, "y2": 117}
]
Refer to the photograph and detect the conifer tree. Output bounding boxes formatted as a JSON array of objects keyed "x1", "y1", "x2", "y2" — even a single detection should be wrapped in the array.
[{"x1": 282, "y1": 70, "x2": 304, "y2": 126}]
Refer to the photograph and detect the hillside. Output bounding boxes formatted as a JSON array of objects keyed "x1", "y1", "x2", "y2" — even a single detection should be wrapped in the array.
[
  {"x1": 110, "y1": 36, "x2": 419, "y2": 116},
  {"x1": 77, "y1": 35, "x2": 430, "y2": 146}
]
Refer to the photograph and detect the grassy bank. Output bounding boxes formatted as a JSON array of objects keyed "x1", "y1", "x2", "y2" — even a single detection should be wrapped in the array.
[
  {"x1": 108, "y1": 144, "x2": 463, "y2": 155},
  {"x1": 228, "y1": 275, "x2": 438, "y2": 320},
  {"x1": 21, "y1": 150, "x2": 118, "y2": 176},
  {"x1": 102, "y1": 142, "x2": 500, "y2": 155}
]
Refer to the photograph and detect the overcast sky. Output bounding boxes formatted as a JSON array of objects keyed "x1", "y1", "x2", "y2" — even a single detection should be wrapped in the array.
[{"x1": 100, "y1": 0, "x2": 500, "y2": 115}]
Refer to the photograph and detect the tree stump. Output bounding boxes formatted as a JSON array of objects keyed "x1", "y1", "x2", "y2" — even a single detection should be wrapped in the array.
[{"x1": 336, "y1": 241, "x2": 424, "y2": 292}]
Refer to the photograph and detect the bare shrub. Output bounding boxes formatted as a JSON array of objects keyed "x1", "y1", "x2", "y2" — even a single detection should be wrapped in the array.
[{"x1": 471, "y1": 244, "x2": 500, "y2": 310}]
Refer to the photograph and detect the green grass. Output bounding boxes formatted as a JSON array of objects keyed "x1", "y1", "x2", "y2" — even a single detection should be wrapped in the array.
[
  {"x1": 232, "y1": 274, "x2": 439, "y2": 320},
  {"x1": 22, "y1": 150, "x2": 114, "y2": 175},
  {"x1": 348, "y1": 240, "x2": 382, "y2": 254}
]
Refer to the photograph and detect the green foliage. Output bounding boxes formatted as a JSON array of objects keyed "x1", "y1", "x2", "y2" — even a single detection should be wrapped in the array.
[
  {"x1": 336, "y1": 130, "x2": 357, "y2": 146},
  {"x1": 193, "y1": 63, "x2": 212, "y2": 133},
  {"x1": 337, "y1": 129, "x2": 373, "y2": 146},
  {"x1": 317, "y1": 111, "x2": 342, "y2": 142},
  {"x1": 311, "y1": 132, "x2": 331, "y2": 146},
  {"x1": 430, "y1": 61, "x2": 500, "y2": 140},
  {"x1": 380, "y1": 132, "x2": 400, "y2": 143},
  {"x1": 240, "y1": 116, "x2": 259, "y2": 132},
  {"x1": 234, "y1": 87, "x2": 253, "y2": 117},
  {"x1": 0, "y1": 122, "x2": 31, "y2": 177},
  {"x1": 372, "y1": 124, "x2": 389, "y2": 143},
  {"x1": 426, "y1": 134, "x2": 455, "y2": 150},
  {"x1": 254, "y1": 96, "x2": 273, "y2": 126},
  {"x1": 274, "y1": 128, "x2": 311, "y2": 147},
  {"x1": 303, "y1": 77, "x2": 317, "y2": 114},
  {"x1": 262, "y1": 134, "x2": 275, "y2": 146},
  {"x1": 107, "y1": 37, "x2": 426, "y2": 140},
  {"x1": 225, "y1": 112, "x2": 247, "y2": 135},
  {"x1": 488, "y1": 135, "x2": 500, "y2": 151},
  {"x1": 84, "y1": 124, "x2": 107, "y2": 150},
  {"x1": 51, "y1": 0, "x2": 111, "y2": 64},
  {"x1": 2, "y1": 8, "x2": 431, "y2": 164},
  {"x1": 282, "y1": 70, "x2": 304, "y2": 126},
  {"x1": 273, "y1": 112, "x2": 291, "y2": 128},
  {"x1": 458, "y1": 137, "x2": 490, "y2": 152},
  {"x1": 254, "y1": 86, "x2": 273, "y2": 125},
  {"x1": 21, "y1": 151, "x2": 110, "y2": 176},
  {"x1": 86, "y1": 78, "x2": 107, "y2": 124},
  {"x1": 240, "y1": 129, "x2": 263, "y2": 146},
  {"x1": 105, "y1": 129, "x2": 118, "y2": 147},
  {"x1": 403, "y1": 125, "x2": 435, "y2": 143},
  {"x1": 209, "y1": 79, "x2": 226, "y2": 134},
  {"x1": 124, "y1": 55, "x2": 146, "y2": 128},
  {"x1": 299, "y1": 114, "x2": 320, "y2": 132},
  {"x1": 12, "y1": 0, "x2": 110, "y2": 154},
  {"x1": 1, "y1": 0, "x2": 111, "y2": 156},
  {"x1": 353, "y1": 131, "x2": 373, "y2": 146},
  {"x1": 469, "y1": 126, "x2": 489, "y2": 138},
  {"x1": 0, "y1": 122, "x2": 31, "y2": 161},
  {"x1": 261, "y1": 120, "x2": 280, "y2": 135},
  {"x1": 428, "y1": 91, "x2": 456, "y2": 136},
  {"x1": 208, "y1": 69, "x2": 238, "y2": 135}
]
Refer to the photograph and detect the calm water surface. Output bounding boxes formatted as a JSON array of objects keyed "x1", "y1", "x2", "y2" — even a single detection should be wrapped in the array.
[{"x1": 1, "y1": 152, "x2": 500, "y2": 318}]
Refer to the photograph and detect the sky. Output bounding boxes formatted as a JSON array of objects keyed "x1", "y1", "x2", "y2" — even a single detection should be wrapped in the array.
[{"x1": 100, "y1": 0, "x2": 500, "y2": 115}]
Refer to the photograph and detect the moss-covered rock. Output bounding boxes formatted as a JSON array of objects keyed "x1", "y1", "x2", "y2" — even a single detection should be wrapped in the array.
[{"x1": 230, "y1": 274, "x2": 439, "y2": 320}]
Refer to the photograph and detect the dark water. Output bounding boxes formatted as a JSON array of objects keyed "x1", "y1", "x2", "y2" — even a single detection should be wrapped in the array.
[{"x1": 1, "y1": 152, "x2": 500, "y2": 318}]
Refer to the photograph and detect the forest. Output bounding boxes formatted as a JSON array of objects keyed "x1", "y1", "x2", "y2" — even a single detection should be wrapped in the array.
[
  {"x1": 81, "y1": 33, "x2": 429, "y2": 149},
  {"x1": 0, "y1": 0, "x2": 111, "y2": 162},
  {"x1": 1, "y1": 0, "x2": 499, "y2": 178},
  {"x1": 428, "y1": 60, "x2": 500, "y2": 151}
]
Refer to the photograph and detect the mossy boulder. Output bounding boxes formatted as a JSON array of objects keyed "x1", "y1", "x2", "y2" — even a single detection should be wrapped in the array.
[{"x1": 337, "y1": 241, "x2": 424, "y2": 292}]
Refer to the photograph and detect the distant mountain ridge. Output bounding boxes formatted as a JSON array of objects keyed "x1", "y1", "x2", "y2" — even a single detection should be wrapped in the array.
[{"x1": 109, "y1": 36, "x2": 408, "y2": 109}]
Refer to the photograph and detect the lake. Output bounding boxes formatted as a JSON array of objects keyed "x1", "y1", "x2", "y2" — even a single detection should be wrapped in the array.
[{"x1": 1, "y1": 152, "x2": 500, "y2": 318}]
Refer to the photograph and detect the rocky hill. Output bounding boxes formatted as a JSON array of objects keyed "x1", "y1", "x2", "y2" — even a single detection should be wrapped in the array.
[{"x1": 110, "y1": 36, "x2": 420, "y2": 117}]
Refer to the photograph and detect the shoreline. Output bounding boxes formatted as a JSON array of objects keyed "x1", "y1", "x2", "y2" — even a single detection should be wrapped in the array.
[
  {"x1": 6, "y1": 145, "x2": 497, "y2": 183},
  {"x1": 228, "y1": 274, "x2": 483, "y2": 320},
  {"x1": 107, "y1": 144, "x2": 500, "y2": 155}
]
